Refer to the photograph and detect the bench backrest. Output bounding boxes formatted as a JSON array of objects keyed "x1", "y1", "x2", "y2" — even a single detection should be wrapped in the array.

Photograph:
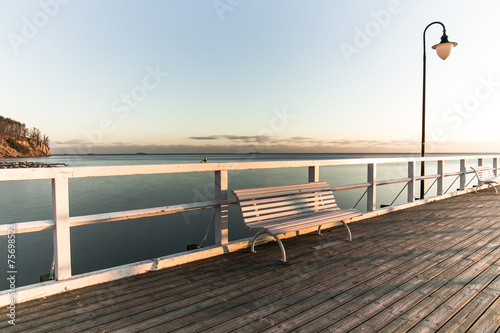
[
  {"x1": 471, "y1": 166, "x2": 497, "y2": 181},
  {"x1": 232, "y1": 182, "x2": 339, "y2": 225}
]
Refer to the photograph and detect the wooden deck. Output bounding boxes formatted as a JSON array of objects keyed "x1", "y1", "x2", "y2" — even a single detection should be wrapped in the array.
[{"x1": 2, "y1": 189, "x2": 500, "y2": 332}]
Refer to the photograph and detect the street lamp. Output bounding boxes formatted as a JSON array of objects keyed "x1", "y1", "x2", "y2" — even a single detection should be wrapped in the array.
[{"x1": 420, "y1": 21, "x2": 457, "y2": 199}]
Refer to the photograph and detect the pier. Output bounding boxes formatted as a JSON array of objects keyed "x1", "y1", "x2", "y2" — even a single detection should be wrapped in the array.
[
  {"x1": 0, "y1": 155, "x2": 499, "y2": 331},
  {"x1": 1, "y1": 189, "x2": 499, "y2": 331}
]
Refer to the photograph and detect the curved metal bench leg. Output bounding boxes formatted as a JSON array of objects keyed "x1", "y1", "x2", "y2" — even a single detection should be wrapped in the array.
[
  {"x1": 341, "y1": 220, "x2": 352, "y2": 242},
  {"x1": 317, "y1": 225, "x2": 322, "y2": 235},
  {"x1": 492, "y1": 184, "x2": 499, "y2": 195},
  {"x1": 270, "y1": 234, "x2": 287, "y2": 262},
  {"x1": 250, "y1": 230, "x2": 266, "y2": 253},
  {"x1": 250, "y1": 230, "x2": 287, "y2": 262}
]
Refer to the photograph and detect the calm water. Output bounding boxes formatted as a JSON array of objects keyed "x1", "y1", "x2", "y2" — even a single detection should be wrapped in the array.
[{"x1": 0, "y1": 153, "x2": 490, "y2": 289}]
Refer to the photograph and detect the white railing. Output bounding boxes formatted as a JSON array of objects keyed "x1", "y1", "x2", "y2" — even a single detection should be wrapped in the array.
[{"x1": 0, "y1": 155, "x2": 498, "y2": 304}]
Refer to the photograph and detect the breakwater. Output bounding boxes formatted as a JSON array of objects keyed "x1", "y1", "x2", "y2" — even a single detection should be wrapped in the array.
[{"x1": 0, "y1": 161, "x2": 67, "y2": 169}]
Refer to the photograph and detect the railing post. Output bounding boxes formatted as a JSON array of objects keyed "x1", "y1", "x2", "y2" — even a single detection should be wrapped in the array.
[
  {"x1": 494, "y1": 158, "x2": 498, "y2": 176},
  {"x1": 477, "y1": 158, "x2": 484, "y2": 187},
  {"x1": 407, "y1": 161, "x2": 415, "y2": 203},
  {"x1": 308, "y1": 165, "x2": 319, "y2": 182},
  {"x1": 52, "y1": 177, "x2": 71, "y2": 280},
  {"x1": 214, "y1": 170, "x2": 228, "y2": 245},
  {"x1": 460, "y1": 159, "x2": 466, "y2": 191},
  {"x1": 367, "y1": 163, "x2": 376, "y2": 211},
  {"x1": 437, "y1": 160, "x2": 444, "y2": 196}
]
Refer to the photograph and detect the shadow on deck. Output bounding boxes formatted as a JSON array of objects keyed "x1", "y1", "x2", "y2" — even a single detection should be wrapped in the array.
[{"x1": 2, "y1": 189, "x2": 500, "y2": 332}]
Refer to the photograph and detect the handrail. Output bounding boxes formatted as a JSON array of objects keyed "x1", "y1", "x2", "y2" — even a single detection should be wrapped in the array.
[{"x1": 0, "y1": 154, "x2": 499, "y2": 287}]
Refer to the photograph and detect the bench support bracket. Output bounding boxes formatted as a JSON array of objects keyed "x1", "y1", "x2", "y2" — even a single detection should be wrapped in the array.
[
  {"x1": 342, "y1": 221, "x2": 353, "y2": 242},
  {"x1": 318, "y1": 221, "x2": 352, "y2": 242},
  {"x1": 250, "y1": 230, "x2": 287, "y2": 262}
]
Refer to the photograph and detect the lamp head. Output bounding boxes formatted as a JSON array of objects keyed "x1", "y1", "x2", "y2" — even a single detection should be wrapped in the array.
[{"x1": 431, "y1": 32, "x2": 458, "y2": 60}]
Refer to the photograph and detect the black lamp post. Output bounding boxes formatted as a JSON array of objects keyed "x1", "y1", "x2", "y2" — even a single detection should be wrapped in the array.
[{"x1": 420, "y1": 21, "x2": 457, "y2": 199}]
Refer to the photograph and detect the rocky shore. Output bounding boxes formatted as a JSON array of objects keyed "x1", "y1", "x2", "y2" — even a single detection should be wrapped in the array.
[{"x1": 0, "y1": 136, "x2": 51, "y2": 158}]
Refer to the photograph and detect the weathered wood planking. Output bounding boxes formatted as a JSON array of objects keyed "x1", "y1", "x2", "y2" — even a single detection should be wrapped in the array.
[{"x1": 1, "y1": 190, "x2": 500, "y2": 332}]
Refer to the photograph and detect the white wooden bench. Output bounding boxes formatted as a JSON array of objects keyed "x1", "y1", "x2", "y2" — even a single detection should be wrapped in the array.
[
  {"x1": 232, "y1": 182, "x2": 362, "y2": 262},
  {"x1": 471, "y1": 166, "x2": 500, "y2": 194}
]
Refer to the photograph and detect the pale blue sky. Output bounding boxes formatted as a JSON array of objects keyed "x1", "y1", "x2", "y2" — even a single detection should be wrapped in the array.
[{"x1": 1, "y1": 0, "x2": 500, "y2": 154}]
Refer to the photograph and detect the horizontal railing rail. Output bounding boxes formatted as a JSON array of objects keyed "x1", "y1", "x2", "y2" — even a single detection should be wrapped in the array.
[{"x1": 0, "y1": 155, "x2": 498, "y2": 289}]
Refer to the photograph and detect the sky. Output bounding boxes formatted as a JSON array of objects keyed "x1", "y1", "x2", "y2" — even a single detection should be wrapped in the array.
[{"x1": 1, "y1": 0, "x2": 500, "y2": 154}]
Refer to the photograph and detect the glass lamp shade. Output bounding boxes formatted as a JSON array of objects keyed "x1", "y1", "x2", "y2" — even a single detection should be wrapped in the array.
[{"x1": 432, "y1": 41, "x2": 458, "y2": 60}]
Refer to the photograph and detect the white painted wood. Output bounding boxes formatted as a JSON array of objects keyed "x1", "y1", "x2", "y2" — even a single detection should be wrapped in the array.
[
  {"x1": 460, "y1": 159, "x2": 466, "y2": 190},
  {"x1": 437, "y1": 160, "x2": 444, "y2": 196},
  {"x1": 2, "y1": 155, "x2": 498, "y2": 182},
  {"x1": 0, "y1": 202, "x2": 222, "y2": 236},
  {"x1": 241, "y1": 197, "x2": 336, "y2": 216},
  {"x1": 52, "y1": 177, "x2": 71, "y2": 280},
  {"x1": 0, "y1": 220, "x2": 54, "y2": 236},
  {"x1": 367, "y1": 163, "x2": 376, "y2": 212},
  {"x1": 415, "y1": 174, "x2": 441, "y2": 181},
  {"x1": 308, "y1": 165, "x2": 319, "y2": 182},
  {"x1": 376, "y1": 178, "x2": 411, "y2": 186},
  {"x1": 408, "y1": 161, "x2": 415, "y2": 203},
  {"x1": 214, "y1": 170, "x2": 228, "y2": 245},
  {"x1": 69, "y1": 201, "x2": 220, "y2": 226},
  {"x1": 239, "y1": 193, "x2": 335, "y2": 210},
  {"x1": 331, "y1": 182, "x2": 371, "y2": 192}
]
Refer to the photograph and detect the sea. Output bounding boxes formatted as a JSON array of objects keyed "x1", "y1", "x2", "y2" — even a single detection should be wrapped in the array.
[{"x1": 0, "y1": 152, "x2": 493, "y2": 289}]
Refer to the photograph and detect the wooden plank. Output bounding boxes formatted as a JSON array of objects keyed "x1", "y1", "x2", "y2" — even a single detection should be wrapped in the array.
[
  {"x1": 0, "y1": 201, "x2": 222, "y2": 236},
  {"x1": 52, "y1": 177, "x2": 71, "y2": 280},
  {"x1": 378, "y1": 243, "x2": 500, "y2": 332},
  {"x1": 263, "y1": 219, "x2": 500, "y2": 332},
  {"x1": 243, "y1": 204, "x2": 344, "y2": 224},
  {"x1": 25, "y1": 202, "x2": 424, "y2": 330},
  {"x1": 240, "y1": 199, "x2": 336, "y2": 216},
  {"x1": 232, "y1": 182, "x2": 329, "y2": 195},
  {"x1": 234, "y1": 186, "x2": 332, "y2": 201},
  {"x1": 2, "y1": 192, "x2": 500, "y2": 332},
  {"x1": 376, "y1": 177, "x2": 411, "y2": 186},
  {"x1": 245, "y1": 209, "x2": 356, "y2": 229},
  {"x1": 415, "y1": 174, "x2": 441, "y2": 181},
  {"x1": 407, "y1": 259, "x2": 500, "y2": 332},
  {"x1": 331, "y1": 182, "x2": 371, "y2": 192},
  {"x1": 109, "y1": 209, "x2": 452, "y2": 332},
  {"x1": 241, "y1": 200, "x2": 337, "y2": 219},
  {"x1": 438, "y1": 274, "x2": 500, "y2": 332},
  {"x1": 238, "y1": 193, "x2": 335, "y2": 209},
  {"x1": 1, "y1": 155, "x2": 498, "y2": 182},
  {"x1": 466, "y1": 293, "x2": 500, "y2": 332}
]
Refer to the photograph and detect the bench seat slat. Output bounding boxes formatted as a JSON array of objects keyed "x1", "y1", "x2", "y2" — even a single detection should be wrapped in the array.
[
  {"x1": 232, "y1": 181, "x2": 330, "y2": 196},
  {"x1": 234, "y1": 187, "x2": 332, "y2": 201},
  {"x1": 246, "y1": 209, "x2": 361, "y2": 231},
  {"x1": 241, "y1": 198, "x2": 337, "y2": 218},
  {"x1": 233, "y1": 184, "x2": 332, "y2": 201},
  {"x1": 238, "y1": 192, "x2": 335, "y2": 208},
  {"x1": 260, "y1": 211, "x2": 362, "y2": 235},
  {"x1": 243, "y1": 204, "x2": 341, "y2": 223},
  {"x1": 240, "y1": 194, "x2": 336, "y2": 212}
]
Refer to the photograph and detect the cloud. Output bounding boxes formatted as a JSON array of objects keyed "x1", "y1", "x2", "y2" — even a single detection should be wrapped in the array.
[
  {"x1": 189, "y1": 136, "x2": 218, "y2": 140},
  {"x1": 188, "y1": 134, "x2": 273, "y2": 143},
  {"x1": 51, "y1": 134, "x2": 499, "y2": 155}
]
